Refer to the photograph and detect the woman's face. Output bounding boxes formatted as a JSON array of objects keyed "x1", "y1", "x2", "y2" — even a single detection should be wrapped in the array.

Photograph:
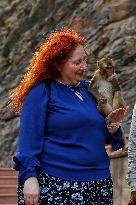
[{"x1": 57, "y1": 45, "x2": 87, "y2": 86}]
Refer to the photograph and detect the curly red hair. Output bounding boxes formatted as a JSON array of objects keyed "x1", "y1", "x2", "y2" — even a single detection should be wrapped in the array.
[{"x1": 8, "y1": 28, "x2": 86, "y2": 114}]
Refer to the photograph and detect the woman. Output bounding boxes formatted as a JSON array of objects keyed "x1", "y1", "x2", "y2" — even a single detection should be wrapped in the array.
[
  {"x1": 9, "y1": 28, "x2": 128, "y2": 205},
  {"x1": 128, "y1": 103, "x2": 136, "y2": 205}
]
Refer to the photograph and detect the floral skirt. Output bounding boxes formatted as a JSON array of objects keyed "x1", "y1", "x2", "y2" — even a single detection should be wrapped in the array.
[{"x1": 18, "y1": 172, "x2": 113, "y2": 205}]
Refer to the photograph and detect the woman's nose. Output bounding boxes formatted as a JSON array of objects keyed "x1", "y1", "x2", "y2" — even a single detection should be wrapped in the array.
[{"x1": 80, "y1": 62, "x2": 87, "y2": 71}]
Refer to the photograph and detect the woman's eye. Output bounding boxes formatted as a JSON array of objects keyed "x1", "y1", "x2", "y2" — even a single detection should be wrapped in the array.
[
  {"x1": 74, "y1": 58, "x2": 87, "y2": 66},
  {"x1": 76, "y1": 62, "x2": 80, "y2": 65},
  {"x1": 74, "y1": 61, "x2": 80, "y2": 66}
]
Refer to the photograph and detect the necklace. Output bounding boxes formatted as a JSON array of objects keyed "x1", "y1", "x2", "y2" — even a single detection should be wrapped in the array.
[
  {"x1": 55, "y1": 80, "x2": 84, "y2": 101},
  {"x1": 55, "y1": 79, "x2": 80, "y2": 88}
]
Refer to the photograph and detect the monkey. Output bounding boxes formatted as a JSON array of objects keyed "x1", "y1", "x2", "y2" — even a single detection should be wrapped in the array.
[{"x1": 88, "y1": 56, "x2": 126, "y2": 117}]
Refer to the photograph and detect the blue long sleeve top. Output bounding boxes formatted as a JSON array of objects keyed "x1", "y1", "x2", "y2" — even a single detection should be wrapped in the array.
[{"x1": 13, "y1": 80, "x2": 124, "y2": 184}]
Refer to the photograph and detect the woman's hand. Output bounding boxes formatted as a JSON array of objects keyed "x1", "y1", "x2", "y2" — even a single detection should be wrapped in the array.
[
  {"x1": 128, "y1": 191, "x2": 136, "y2": 205},
  {"x1": 23, "y1": 177, "x2": 40, "y2": 205},
  {"x1": 106, "y1": 106, "x2": 129, "y2": 134}
]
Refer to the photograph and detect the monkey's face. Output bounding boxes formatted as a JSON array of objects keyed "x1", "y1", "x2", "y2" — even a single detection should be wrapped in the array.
[
  {"x1": 98, "y1": 61, "x2": 114, "y2": 77},
  {"x1": 104, "y1": 65, "x2": 114, "y2": 77},
  {"x1": 97, "y1": 57, "x2": 115, "y2": 77}
]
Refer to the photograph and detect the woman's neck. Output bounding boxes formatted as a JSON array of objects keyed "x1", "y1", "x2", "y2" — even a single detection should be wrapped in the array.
[{"x1": 55, "y1": 78, "x2": 80, "y2": 87}]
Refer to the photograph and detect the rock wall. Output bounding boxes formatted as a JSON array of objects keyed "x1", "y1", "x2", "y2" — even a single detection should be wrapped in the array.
[
  {"x1": 110, "y1": 156, "x2": 131, "y2": 205},
  {"x1": 0, "y1": 0, "x2": 136, "y2": 168}
]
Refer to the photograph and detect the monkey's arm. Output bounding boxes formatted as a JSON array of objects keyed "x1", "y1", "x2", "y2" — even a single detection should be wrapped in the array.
[
  {"x1": 109, "y1": 74, "x2": 126, "y2": 109},
  {"x1": 108, "y1": 74, "x2": 121, "y2": 92},
  {"x1": 89, "y1": 72, "x2": 106, "y2": 101},
  {"x1": 113, "y1": 91, "x2": 126, "y2": 109},
  {"x1": 88, "y1": 75, "x2": 101, "y2": 100}
]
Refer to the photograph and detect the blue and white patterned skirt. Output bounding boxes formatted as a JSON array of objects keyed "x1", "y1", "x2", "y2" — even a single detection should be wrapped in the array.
[{"x1": 18, "y1": 172, "x2": 113, "y2": 205}]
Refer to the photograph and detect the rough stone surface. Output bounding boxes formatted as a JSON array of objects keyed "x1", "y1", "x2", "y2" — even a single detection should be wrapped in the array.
[
  {"x1": 110, "y1": 156, "x2": 131, "y2": 205},
  {"x1": 0, "y1": 0, "x2": 136, "y2": 169}
]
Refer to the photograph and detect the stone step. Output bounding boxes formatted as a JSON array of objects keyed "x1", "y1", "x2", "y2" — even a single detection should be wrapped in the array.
[
  {"x1": 0, "y1": 168, "x2": 18, "y2": 177},
  {"x1": 0, "y1": 176, "x2": 18, "y2": 186},
  {"x1": 0, "y1": 185, "x2": 17, "y2": 194},
  {"x1": 0, "y1": 194, "x2": 17, "y2": 204}
]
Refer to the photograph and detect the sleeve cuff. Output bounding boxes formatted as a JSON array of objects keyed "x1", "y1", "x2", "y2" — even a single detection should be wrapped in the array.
[
  {"x1": 18, "y1": 170, "x2": 39, "y2": 185},
  {"x1": 13, "y1": 153, "x2": 40, "y2": 184},
  {"x1": 110, "y1": 128, "x2": 124, "y2": 151}
]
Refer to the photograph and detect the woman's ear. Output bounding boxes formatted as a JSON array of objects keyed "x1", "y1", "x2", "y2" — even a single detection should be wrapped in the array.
[
  {"x1": 53, "y1": 62, "x2": 64, "y2": 72},
  {"x1": 53, "y1": 62, "x2": 60, "y2": 71}
]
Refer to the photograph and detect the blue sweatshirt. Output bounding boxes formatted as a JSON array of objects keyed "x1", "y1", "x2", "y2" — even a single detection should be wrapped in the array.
[{"x1": 13, "y1": 80, "x2": 124, "y2": 184}]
